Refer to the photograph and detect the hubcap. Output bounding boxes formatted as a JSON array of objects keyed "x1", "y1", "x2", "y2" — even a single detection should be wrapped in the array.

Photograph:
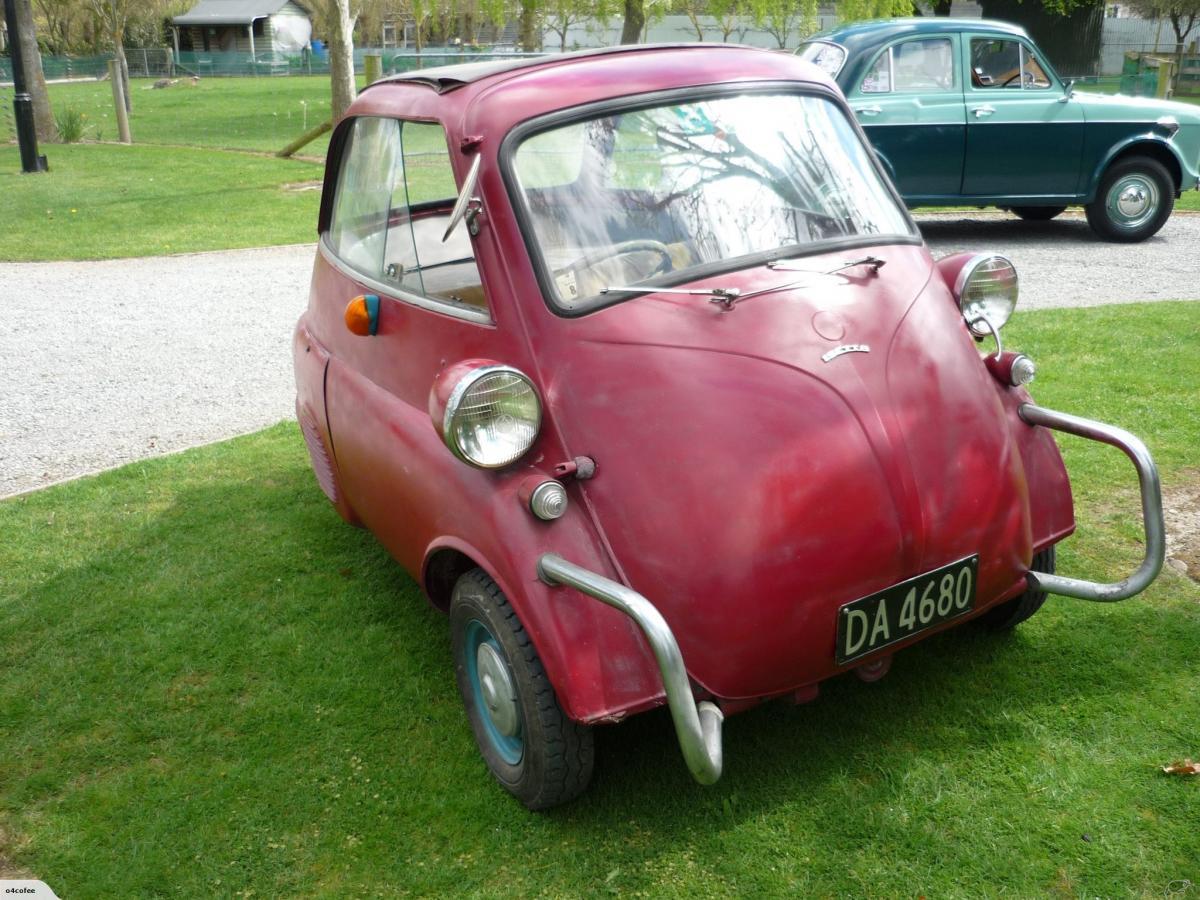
[
  {"x1": 1107, "y1": 174, "x2": 1159, "y2": 228},
  {"x1": 464, "y1": 619, "x2": 523, "y2": 765},
  {"x1": 476, "y1": 642, "x2": 519, "y2": 737}
]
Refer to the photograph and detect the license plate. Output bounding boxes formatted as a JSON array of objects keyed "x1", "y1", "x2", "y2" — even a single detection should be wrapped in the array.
[{"x1": 836, "y1": 555, "x2": 979, "y2": 666}]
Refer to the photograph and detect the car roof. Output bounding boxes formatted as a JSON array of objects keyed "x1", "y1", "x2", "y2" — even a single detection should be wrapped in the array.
[
  {"x1": 809, "y1": 17, "x2": 1029, "y2": 58},
  {"x1": 812, "y1": 16, "x2": 1028, "y2": 43},
  {"x1": 806, "y1": 18, "x2": 1033, "y2": 88},
  {"x1": 366, "y1": 43, "x2": 759, "y2": 95},
  {"x1": 348, "y1": 43, "x2": 841, "y2": 144}
]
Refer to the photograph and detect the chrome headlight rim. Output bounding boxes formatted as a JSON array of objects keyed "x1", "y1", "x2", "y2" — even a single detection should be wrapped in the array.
[
  {"x1": 442, "y1": 364, "x2": 543, "y2": 469},
  {"x1": 953, "y1": 253, "x2": 1019, "y2": 337}
]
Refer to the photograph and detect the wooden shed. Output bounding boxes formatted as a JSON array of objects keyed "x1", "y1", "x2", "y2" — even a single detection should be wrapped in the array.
[{"x1": 171, "y1": 0, "x2": 312, "y2": 62}]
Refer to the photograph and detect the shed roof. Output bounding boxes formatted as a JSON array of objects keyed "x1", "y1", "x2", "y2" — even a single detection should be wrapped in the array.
[{"x1": 172, "y1": 0, "x2": 307, "y2": 26}]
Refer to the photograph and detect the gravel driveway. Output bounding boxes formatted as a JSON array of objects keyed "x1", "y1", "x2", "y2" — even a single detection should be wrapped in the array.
[{"x1": 2, "y1": 213, "x2": 1198, "y2": 498}]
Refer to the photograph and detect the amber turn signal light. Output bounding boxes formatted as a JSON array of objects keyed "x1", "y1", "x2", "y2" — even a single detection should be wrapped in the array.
[{"x1": 344, "y1": 294, "x2": 380, "y2": 336}]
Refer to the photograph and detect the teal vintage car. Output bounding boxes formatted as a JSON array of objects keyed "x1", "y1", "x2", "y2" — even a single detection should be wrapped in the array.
[{"x1": 798, "y1": 19, "x2": 1200, "y2": 242}]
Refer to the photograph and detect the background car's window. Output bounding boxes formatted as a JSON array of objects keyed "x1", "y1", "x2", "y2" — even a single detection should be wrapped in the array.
[
  {"x1": 796, "y1": 41, "x2": 847, "y2": 78},
  {"x1": 862, "y1": 40, "x2": 954, "y2": 93},
  {"x1": 512, "y1": 93, "x2": 915, "y2": 312},
  {"x1": 893, "y1": 39, "x2": 954, "y2": 91},
  {"x1": 861, "y1": 51, "x2": 891, "y2": 93},
  {"x1": 328, "y1": 117, "x2": 486, "y2": 311},
  {"x1": 971, "y1": 38, "x2": 1051, "y2": 89}
]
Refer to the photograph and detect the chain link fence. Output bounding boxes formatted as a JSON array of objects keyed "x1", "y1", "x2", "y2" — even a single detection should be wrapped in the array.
[{"x1": 2, "y1": 48, "x2": 544, "y2": 83}]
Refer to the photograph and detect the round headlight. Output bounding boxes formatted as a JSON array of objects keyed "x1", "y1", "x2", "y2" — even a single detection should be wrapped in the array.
[
  {"x1": 954, "y1": 254, "x2": 1018, "y2": 336},
  {"x1": 441, "y1": 365, "x2": 541, "y2": 468}
]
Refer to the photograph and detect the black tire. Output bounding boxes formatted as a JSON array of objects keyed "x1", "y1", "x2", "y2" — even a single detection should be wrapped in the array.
[
  {"x1": 1084, "y1": 156, "x2": 1175, "y2": 243},
  {"x1": 450, "y1": 567, "x2": 594, "y2": 809},
  {"x1": 976, "y1": 546, "x2": 1055, "y2": 632},
  {"x1": 1009, "y1": 205, "x2": 1067, "y2": 222}
]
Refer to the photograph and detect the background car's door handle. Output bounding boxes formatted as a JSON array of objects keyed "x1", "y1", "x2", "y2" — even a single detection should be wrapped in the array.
[
  {"x1": 972, "y1": 105, "x2": 996, "y2": 118},
  {"x1": 855, "y1": 105, "x2": 882, "y2": 117}
]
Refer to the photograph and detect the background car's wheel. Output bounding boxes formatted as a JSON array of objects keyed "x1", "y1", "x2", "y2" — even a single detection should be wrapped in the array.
[
  {"x1": 450, "y1": 567, "x2": 594, "y2": 810},
  {"x1": 976, "y1": 546, "x2": 1055, "y2": 632},
  {"x1": 1009, "y1": 206, "x2": 1067, "y2": 222},
  {"x1": 1085, "y1": 156, "x2": 1175, "y2": 242}
]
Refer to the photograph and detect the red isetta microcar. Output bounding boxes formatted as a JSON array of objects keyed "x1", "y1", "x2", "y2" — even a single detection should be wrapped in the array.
[{"x1": 293, "y1": 45, "x2": 1166, "y2": 808}]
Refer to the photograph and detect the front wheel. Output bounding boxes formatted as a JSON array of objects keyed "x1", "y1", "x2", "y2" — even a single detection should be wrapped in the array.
[
  {"x1": 1085, "y1": 156, "x2": 1175, "y2": 242},
  {"x1": 1009, "y1": 205, "x2": 1067, "y2": 222},
  {"x1": 450, "y1": 568, "x2": 594, "y2": 810},
  {"x1": 976, "y1": 546, "x2": 1055, "y2": 632}
]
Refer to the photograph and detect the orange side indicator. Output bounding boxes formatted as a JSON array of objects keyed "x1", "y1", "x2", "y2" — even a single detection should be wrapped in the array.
[{"x1": 344, "y1": 294, "x2": 380, "y2": 336}]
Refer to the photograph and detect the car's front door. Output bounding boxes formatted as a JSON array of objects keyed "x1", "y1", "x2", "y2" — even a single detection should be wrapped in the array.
[
  {"x1": 317, "y1": 115, "x2": 515, "y2": 567},
  {"x1": 851, "y1": 36, "x2": 965, "y2": 200},
  {"x1": 961, "y1": 35, "x2": 1085, "y2": 198}
]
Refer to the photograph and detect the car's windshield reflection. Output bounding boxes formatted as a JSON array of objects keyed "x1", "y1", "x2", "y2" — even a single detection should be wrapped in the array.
[{"x1": 510, "y1": 92, "x2": 915, "y2": 312}]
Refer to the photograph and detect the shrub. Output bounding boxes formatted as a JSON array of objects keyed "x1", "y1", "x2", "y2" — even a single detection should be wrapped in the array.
[{"x1": 55, "y1": 107, "x2": 87, "y2": 143}]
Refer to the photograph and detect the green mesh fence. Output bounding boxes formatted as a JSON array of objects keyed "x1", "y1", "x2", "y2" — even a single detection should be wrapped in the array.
[{"x1": 1, "y1": 49, "x2": 545, "y2": 83}]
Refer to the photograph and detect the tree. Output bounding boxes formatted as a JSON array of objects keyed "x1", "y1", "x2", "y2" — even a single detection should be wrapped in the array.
[
  {"x1": 328, "y1": 0, "x2": 357, "y2": 120},
  {"x1": 1126, "y1": 0, "x2": 1200, "y2": 90},
  {"x1": 86, "y1": 0, "x2": 139, "y2": 113},
  {"x1": 33, "y1": 0, "x2": 77, "y2": 53},
  {"x1": 710, "y1": 0, "x2": 749, "y2": 41},
  {"x1": 12, "y1": 0, "x2": 56, "y2": 142},
  {"x1": 619, "y1": 0, "x2": 643, "y2": 42},
  {"x1": 544, "y1": 0, "x2": 586, "y2": 49},
  {"x1": 840, "y1": 0, "x2": 914, "y2": 22},
  {"x1": 517, "y1": 0, "x2": 540, "y2": 48},
  {"x1": 750, "y1": 0, "x2": 817, "y2": 48}
]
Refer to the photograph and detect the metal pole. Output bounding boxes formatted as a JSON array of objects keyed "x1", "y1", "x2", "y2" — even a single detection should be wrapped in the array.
[{"x1": 3, "y1": 0, "x2": 47, "y2": 173}]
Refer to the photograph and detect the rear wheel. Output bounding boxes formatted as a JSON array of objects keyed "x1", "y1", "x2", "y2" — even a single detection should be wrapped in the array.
[
  {"x1": 1009, "y1": 205, "x2": 1067, "y2": 221},
  {"x1": 450, "y1": 567, "x2": 594, "y2": 809},
  {"x1": 976, "y1": 546, "x2": 1055, "y2": 632},
  {"x1": 1085, "y1": 156, "x2": 1175, "y2": 242}
]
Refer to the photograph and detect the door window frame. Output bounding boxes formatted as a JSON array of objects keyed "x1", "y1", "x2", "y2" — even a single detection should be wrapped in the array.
[
  {"x1": 321, "y1": 114, "x2": 493, "y2": 325},
  {"x1": 966, "y1": 36, "x2": 1060, "y2": 93},
  {"x1": 858, "y1": 37, "x2": 959, "y2": 95}
]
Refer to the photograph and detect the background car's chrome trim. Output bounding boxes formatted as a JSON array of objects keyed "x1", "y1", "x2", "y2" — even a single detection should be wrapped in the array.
[
  {"x1": 1018, "y1": 403, "x2": 1164, "y2": 602},
  {"x1": 318, "y1": 237, "x2": 494, "y2": 326},
  {"x1": 537, "y1": 553, "x2": 725, "y2": 785}
]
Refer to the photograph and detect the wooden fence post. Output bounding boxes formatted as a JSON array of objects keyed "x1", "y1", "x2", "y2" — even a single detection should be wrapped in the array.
[
  {"x1": 108, "y1": 58, "x2": 132, "y2": 143},
  {"x1": 364, "y1": 53, "x2": 382, "y2": 84}
]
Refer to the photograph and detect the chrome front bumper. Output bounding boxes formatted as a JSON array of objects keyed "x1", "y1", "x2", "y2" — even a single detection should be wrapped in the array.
[
  {"x1": 538, "y1": 405, "x2": 1164, "y2": 786},
  {"x1": 1019, "y1": 403, "x2": 1165, "y2": 602},
  {"x1": 536, "y1": 554, "x2": 724, "y2": 785}
]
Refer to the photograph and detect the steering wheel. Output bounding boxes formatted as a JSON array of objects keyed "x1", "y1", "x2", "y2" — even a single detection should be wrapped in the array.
[
  {"x1": 1002, "y1": 70, "x2": 1034, "y2": 87},
  {"x1": 565, "y1": 239, "x2": 674, "y2": 278}
]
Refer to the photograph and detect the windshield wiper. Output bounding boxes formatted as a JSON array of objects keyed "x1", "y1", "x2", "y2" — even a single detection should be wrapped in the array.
[
  {"x1": 602, "y1": 255, "x2": 886, "y2": 312},
  {"x1": 767, "y1": 255, "x2": 887, "y2": 275},
  {"x1": 601, "y1": 284, "x2": 743, "y2": 308}
]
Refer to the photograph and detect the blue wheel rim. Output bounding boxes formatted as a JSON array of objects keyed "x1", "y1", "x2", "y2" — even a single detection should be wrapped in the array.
[{"x1": 464, "y1": 619, "x2": 523, "y2": 766}]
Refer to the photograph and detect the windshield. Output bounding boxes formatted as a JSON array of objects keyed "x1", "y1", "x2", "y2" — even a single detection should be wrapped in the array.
[
  {"x1": 796, "y1": 41, "x2": 848, "y2": 78},
  {"x1": 509, "y1": 92, "x2": 915, "y2": 313}
]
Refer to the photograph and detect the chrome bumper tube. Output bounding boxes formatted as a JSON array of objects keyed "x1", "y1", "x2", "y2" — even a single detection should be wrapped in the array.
[
  {"x1": 536, "y1": 553, "x2": 725, "y2": 785},
  {"x1": 1019, "y1": 403, "x2": 1165, "y2": 602}
]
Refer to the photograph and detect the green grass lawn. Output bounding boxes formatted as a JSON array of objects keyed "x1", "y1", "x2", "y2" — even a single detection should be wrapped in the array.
[
  {"x1": 1, "y1": 302, "x2": 1197, "y2": 896},
  {"x1": 0, "y1": 76, "x2": 339, "y2": 157},
  {"x1": 0, "y1": 143, "x2": 321, "y2": 260}
]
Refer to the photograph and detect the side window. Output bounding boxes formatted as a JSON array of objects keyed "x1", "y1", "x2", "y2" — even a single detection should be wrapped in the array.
[
  {"x1": 860, "y1": 51, "x2": 891, "y2": 94},
  {"x1": 328, "y1": 117, "x2": 487, "y2": 311},
  {"x1": 329, "y1": 117, "x2": 400, "y2": 279},
  {"x1": 893, "y1": 39, "x2": 954, "y2": 92},
  {"x1": 1019, "y1": 51, "x2": 1052, "y2": 89},
  {"x1": 971, "y1": 38, "x2": 1051, "y2": 90}
]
